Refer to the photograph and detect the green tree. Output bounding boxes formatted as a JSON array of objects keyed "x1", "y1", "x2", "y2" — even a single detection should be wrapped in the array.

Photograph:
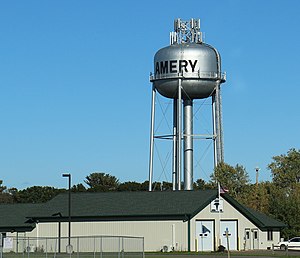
[
  {"x1": 14, "y1": 186, "x2": 63, "y2": 203},
  {"x1": 240, "y1": 182, "x2": 271, "y2": 214},
  {"x1": 268, "y1": 183, "x2": 300, "y2": 238},
  {"x1": 268, "y1": 148, "x2": 300, "y2": 189},
  {"x1": 152, "y1": 181, "x2": 162, "y2": 191},
  {"x1": 193, "y1": 178, "x2": 206, "y2": 190},
  {"x1": 84, "y1": 172, "x2": 119, "y2": 192},
  {"x1": 71, "y1": 183, "x2": 86, "y2": 192},
  {"x1": 0, "y1": 180, "x2": 6, "y2": 192},
  {"x1": 162, "y1": 181, "x2": 173, "y2": 191},
  {"x1": 118, "y1": 181, "x2": 142, "y2": 191},
  {"x1": 140, "y1": 181, "x2": 149, "y2": 191},
  {"x1": 268, "y1": 149, "x2": 300, "y2": 238},
  {"x1": 193, "y1": 178, "x2": 214, "y2": 190},
  {"x1": 0, "y1": 180, "x2": 14, "y2": 203},
  {"x1": 210, "y1": 162, "x2": 250, "y2": 200}
]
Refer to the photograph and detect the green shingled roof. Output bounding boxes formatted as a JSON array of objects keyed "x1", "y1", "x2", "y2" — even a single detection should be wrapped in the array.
[
  {"x1": 31, "y1": 190, "x2": 218, "y2": 220},
  {"x1": 222, "y1": 194, "x2": 286, "y2": 230},
  {"x1": 29, "y1": 190, "x2": 285, "y2": 230},
  {"x1": 0, "y1": 203, "x2": 37, "y2": 232},
  {"x1": 0, "y1": 190, "x2": 286, "y2": 232}
]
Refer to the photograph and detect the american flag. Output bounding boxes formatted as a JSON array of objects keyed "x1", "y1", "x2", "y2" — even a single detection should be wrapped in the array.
[{"x1": 218, "y1": 182, "x2": 229, "y2": 194}]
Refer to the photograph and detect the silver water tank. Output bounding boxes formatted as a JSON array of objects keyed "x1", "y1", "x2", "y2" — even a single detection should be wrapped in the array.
[{"x1": 152, "y1": 42, "x2": 225, "y2": 99}]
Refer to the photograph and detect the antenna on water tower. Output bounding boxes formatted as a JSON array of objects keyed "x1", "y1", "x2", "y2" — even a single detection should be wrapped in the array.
[{"x1": 148, "y1": 18, "x2": 226, "y2": 191}]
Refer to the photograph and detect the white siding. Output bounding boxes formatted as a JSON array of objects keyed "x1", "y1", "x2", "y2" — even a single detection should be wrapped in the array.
[
  {"x1": 24, "y1": 220, "x2": 188, "y2": 252},
  {"x1": 7, "y1": 196, "x2": 281, "y2": 252},
  {"x1": 190, "y1": 197, "x2": 280, "y2": 251}
]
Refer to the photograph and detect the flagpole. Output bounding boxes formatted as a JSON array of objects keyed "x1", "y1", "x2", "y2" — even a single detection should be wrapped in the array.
[
  {"x1": 218, "y1": 181, "x2": 221, "y2": 250},
  {"x1": 218, "y1": 181, "x2": 221, "y2": 200}
]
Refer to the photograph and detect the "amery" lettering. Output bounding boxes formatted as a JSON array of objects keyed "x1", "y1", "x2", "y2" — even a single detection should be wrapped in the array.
[{"x1": 155, "y1": 60, "x2": 198, "y2": 74}]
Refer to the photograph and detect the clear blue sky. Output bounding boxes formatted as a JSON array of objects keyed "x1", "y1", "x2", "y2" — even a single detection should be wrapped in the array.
[{"x1": 0, "y1": 0, "x2": 299, "y2": 190}]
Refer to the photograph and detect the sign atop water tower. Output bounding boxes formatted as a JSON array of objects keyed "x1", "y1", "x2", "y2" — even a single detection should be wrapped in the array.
[{"x1": 148, "y1": 18, "x2": 226, "y2": 191}]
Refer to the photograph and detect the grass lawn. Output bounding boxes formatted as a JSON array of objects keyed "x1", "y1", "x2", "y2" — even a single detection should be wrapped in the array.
[{"x1": 145, "y1": 250, "x2": 300, "y2": 258}]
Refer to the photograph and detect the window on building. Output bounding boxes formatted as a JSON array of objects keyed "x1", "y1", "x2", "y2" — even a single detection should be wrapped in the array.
[
  {"x1": 246, "y1": 231, "x2": 250, "y2": 240},
  {"x1": 267, "y1": 230, "x2": 273, "y2": 241}
]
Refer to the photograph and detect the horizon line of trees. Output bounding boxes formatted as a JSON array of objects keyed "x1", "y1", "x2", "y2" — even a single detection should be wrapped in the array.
[{"x1": 1, "y1": 148, "x2": 300, "y2": 239}]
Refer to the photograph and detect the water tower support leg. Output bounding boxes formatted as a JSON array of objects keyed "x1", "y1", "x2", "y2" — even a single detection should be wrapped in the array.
[
  {"x1": 212, "y1": 93, "x2": 218, "y2": 168},
  {"x1": 172, "y1": 99, "x2": 178, "y2": 190},
  {"x1": 177, "y1": 79, "x2": 182, "y2": 190},
  {"x1": 218, "y1": 84, "x2": 224, "y2": 162},
  {"x1": 148, "y1": 86, "x2": 156, "y2": 191},
  {"x1": 214, "y1": 82, "x2": 223, "y2": 164},
  {"x1": 184, "y1": 99, "x2": 193, "y2": 190}
]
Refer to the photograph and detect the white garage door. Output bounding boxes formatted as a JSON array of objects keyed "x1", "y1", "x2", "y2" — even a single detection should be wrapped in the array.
[
  {"x1": 196, "y1": 220, "x2": 214, "y2": 251},
  {"x1": 220, "y1": 220, "x2": 238, "y2": 251}
]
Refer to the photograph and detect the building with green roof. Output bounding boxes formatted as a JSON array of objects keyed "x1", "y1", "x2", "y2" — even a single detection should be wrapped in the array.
[
  {"x1": 0, "y1": 203, "x2": 36, "y2": 232},
  {"x1": 1, "y1": 190, "x2": 285, "y2": 252}
]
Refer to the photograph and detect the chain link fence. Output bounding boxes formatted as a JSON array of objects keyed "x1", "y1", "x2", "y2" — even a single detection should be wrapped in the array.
[{"x1": 0, "y1": 235, "x2": 144, "y2": 258}]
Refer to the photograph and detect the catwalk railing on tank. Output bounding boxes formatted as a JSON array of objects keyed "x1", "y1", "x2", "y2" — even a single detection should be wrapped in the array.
[{"x1": 150, "y1": 71, "x2": 226, "y2": 82}]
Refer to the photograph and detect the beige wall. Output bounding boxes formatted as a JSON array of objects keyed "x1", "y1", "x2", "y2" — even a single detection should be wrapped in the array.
[
  {"x1": 23, "y1": 220, "x2": 188, "y2": 252},
  {"x1": 8, "y1": 197, "x2": 281, "y2": 252},
  {"x1": 190, "y1": 197, "x2": 280, "y2": 251}
]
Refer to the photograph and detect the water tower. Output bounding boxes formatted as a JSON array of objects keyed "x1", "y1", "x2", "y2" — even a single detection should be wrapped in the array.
[{"x1": 148, "y1": 18, "x2": 226, "y2": 191}]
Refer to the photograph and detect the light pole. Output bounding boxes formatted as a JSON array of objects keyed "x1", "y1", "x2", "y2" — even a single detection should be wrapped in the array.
[
  {"x1": 255, "y1": 167, "x2": 260, "y2": 186},
  {"x1": 52, "y1": 212, "x2": 62, "y2": 253},
  {"x1": 62, "y1": 173, "x2": 72, "y2": 253}
]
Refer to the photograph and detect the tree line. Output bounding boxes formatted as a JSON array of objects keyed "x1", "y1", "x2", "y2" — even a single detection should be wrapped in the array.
[{"x1": 1, "y1": 148, "x2": 300, "y2": 239}]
